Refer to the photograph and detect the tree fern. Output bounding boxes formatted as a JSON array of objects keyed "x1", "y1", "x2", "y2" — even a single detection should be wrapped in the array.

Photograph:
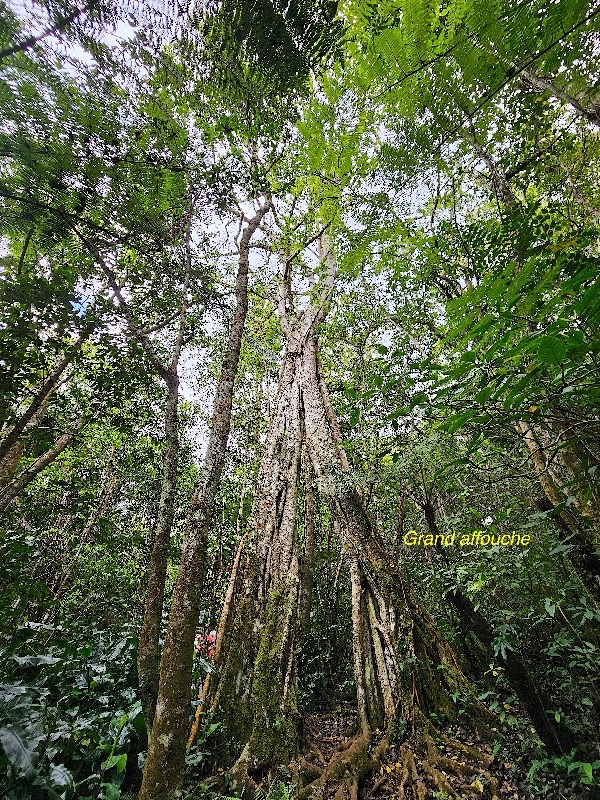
[{"x1": 343, "y1": 0, "x2": 600, "y2": 140}]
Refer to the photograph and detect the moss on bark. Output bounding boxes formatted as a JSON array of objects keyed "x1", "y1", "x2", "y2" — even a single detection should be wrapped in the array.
[{"x1": 245, "y1": 578, "x2": 300, "y2": 767}]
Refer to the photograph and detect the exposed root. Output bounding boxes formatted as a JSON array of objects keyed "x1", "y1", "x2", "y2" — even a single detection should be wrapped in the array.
[
  {"x1": 299, "y1": 711, "x2": 519, "y2": 800},
  {"x1": 229, "y1": 743, "x2": 259, "y2": 797},
  {"x1": 421, "y1": 760, "x2": 461, "y2": 797},
  {"x1": 298, "y1": 733, "x2": 387, "y2": 800},
  {"x1": 396, "y1": 747, "x2": 417, "y2": 800},
  {"x1": 309, "y1": 742, "x2": 326, "y2": 766},
  {"x1": 425, "y1": 732, "x2": 501, "y2": 799},
  {"x1": 367, "y1": 774, "x2": 387, "y2": 797},
  {"x1": 300, "y1": 756, "x2": 323, "y2": 779},
  {"x1": 413, "y1": 780, "x2": 427, "y2": 800},
  {"x1": 331, "y1": 776, "x2": 359, "y2": 800},
  {"x1": 438, "y1": 732, "x2": 494, "y2": 764}
]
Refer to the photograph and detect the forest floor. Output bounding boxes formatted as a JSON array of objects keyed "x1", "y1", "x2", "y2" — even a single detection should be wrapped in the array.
[{"x1": 301, "y1": 703, "x2": 529, "y2": 800}]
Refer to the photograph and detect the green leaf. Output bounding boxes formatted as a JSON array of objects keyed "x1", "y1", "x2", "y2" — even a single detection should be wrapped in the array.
[
  {"x1": 544, "y1": 598, "x2": 556, "y2": 617},
  {"x1": 49, "y1": 763, "x2": 74, "y2": 789},
  {"x1": 0, "y1": 727, "x2": 38, "y2": 776},
  {"x1": 537, "y1": 336, "x2": 567, "y2": 366},
  {"x1": 101, "y1": 753, "x2": 126, "y2": 772},
  {"x1": 129, "y1": 707, "x2": 147, "y2": 739},
  {"x1": 12, "y1": 654, "x2": 61, "y2": 666},
  {"x1": 549, "y1": 543, "x2": 574, "y2": 555},
  {"x1": 101, "y1": 782, "x2": 121, "y2": 800}
]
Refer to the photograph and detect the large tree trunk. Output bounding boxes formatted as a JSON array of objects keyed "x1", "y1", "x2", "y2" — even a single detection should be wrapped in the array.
[
  {"x1": 299, "y1": 307, "x2": 503, "y2": 799},
  {"x1": 206, "y1": 315, "x2": 306, "y2": 788},
  {"x1": 205, "y1": 243, "x2": 492, "y2": 798},
  {"x1": 138, "y1": 197, "x2": 272, "y2": 800},
  {"x1": 137, "y1": 372, "x2": 180, "y2": 729}
]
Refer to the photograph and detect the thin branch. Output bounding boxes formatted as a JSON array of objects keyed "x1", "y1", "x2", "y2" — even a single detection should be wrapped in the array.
[
  {"x1": 17, "y1": 228, "x2": 33, "y2": 274},
  {"x1": 77, "y1": 233, "x2": 169, "y2": 379},
  {"x1": 0, "y1": 5, "x2": 87, "y2": 62},
  {"x1": 285, "y1": 221, "x2": 332, "y2": 270},
  {"x1": 140, "y1": 311, "x2": 180, "y2": 336},
  {"x1": 170, "y1": 204, "x2": 194, "y2": 371}
]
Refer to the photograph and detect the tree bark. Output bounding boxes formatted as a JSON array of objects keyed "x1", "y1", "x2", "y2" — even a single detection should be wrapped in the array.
[
  {"x1": 523, "y1": 69, "x2": 600, "y2": 127},
  {"x1": 302, "y1": 332, "x2": 482, "y2": 734},
  {"x1": 137, "y1": 372, "x2": 181, "y2": 729},
  {"x1": 203, "y1": 314, "x2": 305, "y2": 787},
  {"x1": 0, "y1": 396, "x2": 51, "y2": 485},
  {"x1": 138, "y1": 197, "x2": 272, "y2": 800},
  {"x1": 186, "y1": 490, "x2": 247, "y2": 750},
  {"x1": 202, "y1": 237, "x2": 491, "y2": 798},
  {"x1": 300, "y1": 459, "x2": 316, "y2": 634},
  {"x1": 82, "y1": 212, "x2": 193, "y2": 736}
]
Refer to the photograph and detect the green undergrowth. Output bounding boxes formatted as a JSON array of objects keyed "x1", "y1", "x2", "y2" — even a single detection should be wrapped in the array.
[{"x1": 0, "y1": 620, "x2": 145, "y2": 800}]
